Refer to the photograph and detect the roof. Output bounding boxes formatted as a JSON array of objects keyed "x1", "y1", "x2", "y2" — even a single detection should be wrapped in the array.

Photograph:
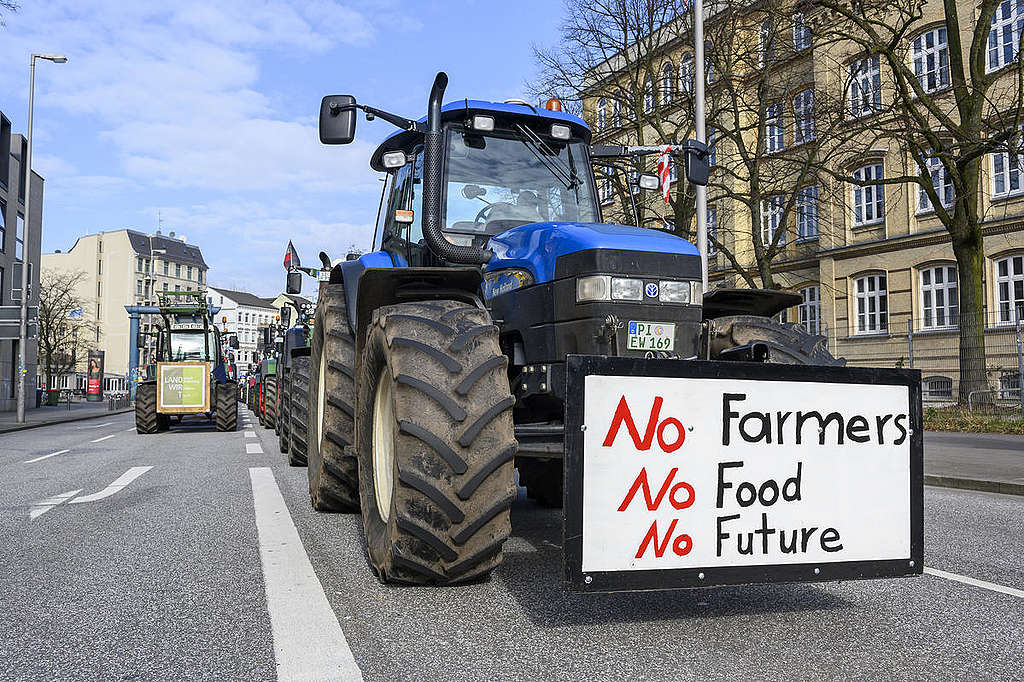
[
  {"x1": 127, "y1": 229, "x2": 208, "y2": 267},
  {"x1": 370, "y1": 99, "x2": 591, "y2": 171},
  {"x1": 274, "y1": 293, "x2": 312, "y2": 308},
  {"x1": 209, "y1": 287, "x2": 277, "y2": 309}
]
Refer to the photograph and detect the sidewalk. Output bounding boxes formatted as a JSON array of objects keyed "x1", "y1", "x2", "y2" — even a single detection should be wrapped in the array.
[
  {"x1": 925, "y1": 431, "x2": 1024, "y2": 496},
  {"x1": 0, "y1": 400, "x2": 134, "y2": 434}
]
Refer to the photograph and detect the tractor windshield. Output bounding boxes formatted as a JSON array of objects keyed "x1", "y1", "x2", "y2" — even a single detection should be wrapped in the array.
[
  {"x1": 444, "y1": 129, "x2": 598, "y2": 242},
  {"x1": 168, "y1": 331, "x2": 218, "y2": 362}
]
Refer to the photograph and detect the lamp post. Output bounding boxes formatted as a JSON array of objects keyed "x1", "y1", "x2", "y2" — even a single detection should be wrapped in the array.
[{"x1": 17, "y1": 53, "x2": 67, "y2": 423}]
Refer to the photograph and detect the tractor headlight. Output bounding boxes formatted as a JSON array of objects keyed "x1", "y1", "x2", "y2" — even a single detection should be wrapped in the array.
[
  {"x1": 576, "y1": 275, "x2": 610, "y2": 302},
  {"x1": 659, "y1": 280, "x2": 691, "y2": 304},
  {"x1": 610, "y1": 277, "x2": 643, "y2": 301}
]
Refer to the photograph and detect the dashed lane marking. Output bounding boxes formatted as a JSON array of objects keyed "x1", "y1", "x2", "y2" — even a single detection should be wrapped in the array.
[
  {"x1": 246, "y1": 443, "x2": 264, "y2": 454},
  {"x1": 90, "y1": 434, "x2": 116, "y2": 443},
  {"x1": 24, "y1": 449, "x2": 70, "y2": 464},
  {"x1": 925, "y1": 567, "x2": 1024, "y2": 599},
  {"x1": 79, "y1": 422, "x2": 113, "y2": 429},
  {"x1": 30, "y1": 490, "x2": 81, "y2": 519},
  {"x1": 249, "y1": 467, "x2": 363, "y2": 681},
  {"x1": 70, "y1": 466, "x2": 153, "y2": 504},
  {"x1": 245, "y1": 430, "x2": 256, "y2": 438}
]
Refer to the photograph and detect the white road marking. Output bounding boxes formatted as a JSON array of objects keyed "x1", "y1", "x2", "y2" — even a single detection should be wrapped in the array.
[
  {"x1": 79, "y1": 422, "x2": 113, "y2": 429},
  {"x1": 925, "y1": 567, "x2": 1024, "y2": 599},
  {"x1": 249, "y1": 467, "x2": 363, "y2": 681},
  {"x1": 246, "y1": 443, "x2": 263, "y2": 454},
  {"x1": 90, "y1": 434, "x2": 116, "y2": 443},
  {"x1": 30, "y1": 490, "x2": 81, "y2": 519},
  {"x1": 124, "y1": 427, "x2": 137, "y2": 433},
  {"x1": 245, "y1": 430, "x2": 256, "y2": 438},
  {"x1": 70, "y1": 466, "x2": 153, "y2": 504},
  {"x1": 24, "y1": 449, "x2": 70, "y2": 464}
]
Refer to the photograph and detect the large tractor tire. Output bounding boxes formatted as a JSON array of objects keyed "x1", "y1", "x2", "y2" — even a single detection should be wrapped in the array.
[
  {"x1": 278, "y1": 373, "x2": 290, "y2": 454},
  {"x1": 265, "y1": 376, "x2": 278, "y2": 430},
  {"x1": 518, "y1": 459, "x2": 563, "y2": 508},
  {"x1": 215, "y1": 381, "x2": 238, "y2": 432},
  {"x1": 288, "y1": 356, "x2": 311, "y2": 467},
  {"x1": 135, "y1": 383, "x2": 159, "y2": 434},
  {"x1": 307, "y1": 283, "x2": 360, "y2": 511},
  {"x1": 357, "y1": 300, "x2": 517, "y2": 585},
  {"x1": 709, "y1": 315, "x2": 845, "y2": 366}
]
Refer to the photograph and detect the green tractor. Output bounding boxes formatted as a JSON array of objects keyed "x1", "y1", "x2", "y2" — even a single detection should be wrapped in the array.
[
  {"x1": 273, "y1": 298, "x2": 317, "y2": 466},
  {"x1": 135, "y1": 290, "x2": 239, "y2": 433}
]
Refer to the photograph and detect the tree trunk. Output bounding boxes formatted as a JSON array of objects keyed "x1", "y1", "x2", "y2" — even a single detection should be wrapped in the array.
[{"x1": 953, "y1": 232, "x2": 987, "y2": 405}]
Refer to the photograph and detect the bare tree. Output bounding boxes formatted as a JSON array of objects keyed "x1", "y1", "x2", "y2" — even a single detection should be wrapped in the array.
[
  {"x1": 0, "y1": 1, "x2": 19, "y2": 27},
  {"x1": 37, "y1": 270, "x2": 100, "y2": 393},
  {"x1": 812, "y1": 0, "x2": 1024, "y2": 402}
]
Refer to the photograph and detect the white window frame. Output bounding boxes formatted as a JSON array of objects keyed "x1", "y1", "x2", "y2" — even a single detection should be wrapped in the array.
[
  {"x1": 707, "y1": 206, "x2": 718, "y2": 255},
  {"x1": 661, "y1": 63, "x2": 676, "y2": 104},
  {"x1": 855, "y1": 273, "x2": 889, "y2": 334},
  {"x1": 796, "y1": 185, "x2": 819, "y2": 240},
  {"x1": 759, "y1": 18, "x2": 775, "y2": 67},
  {"x1": 995, "y1": 254, "x2": 1024, "y2": 324},
  {"x1": 643, "y1": 76, "x2": 655, "y2": 114},
  {"x1": 612, "y1": 97, "x2": 622, "y2": 127},
  {"x1": 917, "y1": 152, "x2": 954, "y2": 214},
  {"x1": 988, "y1": 0, "x2": 1024, "y2": 72},
  {"x1": 680, "y1": 54, "x2": 695, "y2": 94},
  {"x1": 919, "y1": 264, "x2": 958, "y2": 329},
  {"x1": 848, "y1": 55, "x2": 881, "y2": 117},
  {"x1": 793, "y1": 88, "x2": 815, "y2": 144},
  {"x1": 793, "y1": 13, "x2": 811, "y2": 51},
  {"x1": 912, "y1": 27, "x2": 950, "y2": 93},
  {"x1": 761, "y1": 195, "x2": 786, "y2": 247},
  {"x1": 765, "y1": 103, "x2": 784, "y2": 153},
  {"x1": 851, "y1": 163, "x2": 885, "y2": 227},
  {"x1": 991, "y1": 138, "x2": 1024, "y2": 197},
  {"x1": 597, "y1": 98, "x2": 607, "y2": 130},
  {"x1": 798, "y1": 285, "x2": 821, "y2": 335}
]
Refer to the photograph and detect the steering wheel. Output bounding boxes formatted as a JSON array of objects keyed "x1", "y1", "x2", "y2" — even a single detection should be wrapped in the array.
[{"x1": 473, "y1": 203, "x2": 494, "y2": 228}]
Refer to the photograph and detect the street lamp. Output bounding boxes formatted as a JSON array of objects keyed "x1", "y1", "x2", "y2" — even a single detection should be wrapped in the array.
[{"x1": 17, "y1": 53, "x2": 68, "y2": 423}]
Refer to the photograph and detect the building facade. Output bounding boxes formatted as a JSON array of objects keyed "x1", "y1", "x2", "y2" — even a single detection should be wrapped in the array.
[
  {"x1": 267, "y1": 292, "x2": 313, "y2": 328},
  {"x1": 584, "y1": 1, "x2": 1024, "y2": 401},
  {"x1": 42, "y1": 229, "x2": 209, "y2": 379},
  {"x1": 208, "y1": 287, "x2": 277, "y2": 373},
  {"x1": 0, "y1": 111, "x2": 43, "y2": 412}
]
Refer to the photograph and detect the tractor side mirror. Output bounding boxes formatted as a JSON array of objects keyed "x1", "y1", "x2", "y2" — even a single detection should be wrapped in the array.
[
  {"x1": 286, "y1": 270, "x2": 302, "y2": 295},
  {"x1": 319, "y1": 95, "x2": 357, "y2": 144},
  {"x1": 685, "y1": 139, "x2": 710, "y2": 186},
  {"x1": 637, "y1": 174, "x2": 660, "y2": 191},
  {"x1": 280, "y1": 306, "x2": 292, "y2": 327}
]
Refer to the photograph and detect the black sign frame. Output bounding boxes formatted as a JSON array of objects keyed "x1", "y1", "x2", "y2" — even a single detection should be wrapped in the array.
[{"x1": 562, "y1": 355, "x2": 924, "y2": 594}]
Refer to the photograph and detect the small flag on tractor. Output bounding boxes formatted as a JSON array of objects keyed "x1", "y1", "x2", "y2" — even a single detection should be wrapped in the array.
[
  {"x1": 283, "y1": 240, "x2": 300, "y2": 271},
  {"x1": 657, "y1": 145, "x2": 673, "y2": 204}
]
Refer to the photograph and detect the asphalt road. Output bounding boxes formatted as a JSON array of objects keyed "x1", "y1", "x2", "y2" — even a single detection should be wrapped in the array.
[{"x1": 1, "y1": 407, "x2": 1022, "y2": 681}]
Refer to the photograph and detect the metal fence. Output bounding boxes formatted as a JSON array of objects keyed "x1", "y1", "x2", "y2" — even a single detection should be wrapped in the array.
[{"x1": 828, "y1": 309, "x2": 1024, "y2": 418}]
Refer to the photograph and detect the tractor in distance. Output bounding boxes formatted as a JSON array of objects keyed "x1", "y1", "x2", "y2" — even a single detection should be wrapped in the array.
[
  {"x1": 135, "y1": 290, "x2": 239, "y2": 433},
  {"x1": 254, "y1": 327, "x2": 280, "y2": 430},
  {"x1": 275, "y1": 295, "x2": 318, "y2": 466},
  {"x1": 298, "y1": 72, "x2": 920, "y2": 590}
]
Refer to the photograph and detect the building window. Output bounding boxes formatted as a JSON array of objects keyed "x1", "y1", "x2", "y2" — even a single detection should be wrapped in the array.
[
  {"x1": 793, "y1": 12, "x2": 811, "y2": 51},
  {"x1": 798, "y1": 285, "x2": 821, "y2": 335},
  {"x1": 761, "y1": 195, "x2": 786, "y2": 246},
  {"x1": 991, "y1": 141, "x2": 1024, "y2": 197},
  {"x1": 765, "y1": 103, "x2": 784, "y2": 153},
  {"x1": 599, "y1": 177, "x2": 613, "y2": 204},
  {"x1": 797, "y1": 185, "x2": 819, "y2": 240},
  {"x1": 187, "y1": 265, "x2": 193, "y2": 280},
  {"x1": 198, "y1": 270, "x2": 203, "y2": 284},
  {"x1": 136, "y1": 280, "x2": 143, "y2": 296},
  {"x1": 707, "y1": 206, "x2": 718, "y2": 255},
  {"x1": 175, "y1": 284, "x2": 180, "y2": 291},
  {"x1": 144, "y1": 258, "x2": 150, "y2": 274},
  {"x1": 918, "y1": 152, "x2": 954, "y2": 213},
  {"x1": 661, "y1": 63, "x2": 676, "y2": 104},
  {"x1": 989, "y1": 0, "x2": 1024, "y2": 71},
  {"x1": 912, "y1": 27, "x2": 949, "y2": 93},
  {"x1": 793, "y1": 88, "x2": 815, "y2": 144},
  {"x1": 163, "y1": 283, "x2": 168, "y2": 291},
  {"x1": 759, "y1": 18, "x2": 775, "y2": 66},
  {"x1": 920, "y1": 265, "x2": 958, "y2": 329},
  {"x1": 612, "y1": 96, "x2": 622, "y2": 128},
  {"x1": 923, "y1": 376, "x2": 953, "y2": 400},
  {"x1": 855, "y1": 273, "x2": 888, "y2": 334},
  {"x1": 995, "y1": 254, "x2": 1024, "y2": 324},
  {"x1": 163, "y1": 260, "x2": 169, "y2": 275},
  {"x1": 96, "y1": 303, "x2": 100, "y2": 318},
  {"x1": 96, "y1": 281, "x2": 101, "y2": 297},
  {"x1": 849, "y1": 56, "x2": 881, "y2": 117},
  {"x1": 680, "y1": 54, "x2": 694, "y2": 94},
  {"x1": 669, "y1": 162, "x2": 678, "y2": 183},
  {"x1": 97, "y1": 259, "x2": 102, "y2": 275},
  {"x1": 597, "y1": 98, "x2": 607, "y2": 130},
  {"x1": 16, "y1": 214, "x2": 24, "y2": 260},
  {"x1": 0, "y1": 198, "x2": 6, "y2": 253},
  {"x1": 851, "y1": 163, "x2": 885, "y2": 226},
  {"x1": 175, "y1": 263, "x2": 181, "y2": 277},
  {"x1": 643, "y1": 76, "x2": 655, "y2": 115},
  {"x1": 137, "y1": 256, "x2": 144, "y2": 272},
  {"x1": 707, "y1": 128, "x2": 717, "y2": 167}
]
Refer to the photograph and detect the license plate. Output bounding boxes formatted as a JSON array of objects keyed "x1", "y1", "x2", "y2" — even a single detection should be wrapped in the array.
[
  {"x1": 317, "y1": 269, "x2": 330, "y2": 281},
  {"x1": 626, "y1": 321, "x2": 675, "y2": 351}
]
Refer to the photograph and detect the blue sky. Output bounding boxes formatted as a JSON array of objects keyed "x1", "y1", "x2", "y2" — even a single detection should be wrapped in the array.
[{"x1": 0, "y1": 0, "x2": 562, "y2": 295}]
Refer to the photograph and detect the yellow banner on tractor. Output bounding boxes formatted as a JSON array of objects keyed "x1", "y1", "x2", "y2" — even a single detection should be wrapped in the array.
[{"x1": 157, "y1": 362, "x2": 211, "y2": 414}]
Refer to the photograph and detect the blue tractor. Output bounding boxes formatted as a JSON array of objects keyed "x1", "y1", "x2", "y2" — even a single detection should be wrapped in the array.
[{"x1": 296, "y1": 73, "x2": 840, "y2": 585}]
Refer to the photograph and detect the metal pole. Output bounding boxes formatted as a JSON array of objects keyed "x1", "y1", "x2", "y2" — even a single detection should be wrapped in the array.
[
  {"x1": 693, "y1": 0, "x2": 709, "y2": 293},
  {"x1": 1016, "y1": 305, "x2": 1023, "y2": 420},
  {"x1": 907, "y1": 319, "x2": 914, "y2": 368},
  {"x1": 16, "y1": 56, "x2": 37, "y2": 423}
]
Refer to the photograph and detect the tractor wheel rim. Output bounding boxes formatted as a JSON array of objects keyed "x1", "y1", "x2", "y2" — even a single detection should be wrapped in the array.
[
  {"x1": 372, "y1": 367, "x2": 395, "y2": 523},
  {"x1": 316, "y1": 354, "x2": 326, "y2": 455}
]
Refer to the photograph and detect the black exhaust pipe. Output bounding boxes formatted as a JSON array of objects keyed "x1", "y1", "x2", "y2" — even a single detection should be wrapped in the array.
[{"x1": 421, "y1": 72, "x2": 491, "y2": 265}]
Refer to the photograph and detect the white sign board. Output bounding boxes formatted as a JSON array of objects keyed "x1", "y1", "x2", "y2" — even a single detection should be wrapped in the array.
[{"x1": 563, "y1": 358, "x2": 922, "y2": 592}]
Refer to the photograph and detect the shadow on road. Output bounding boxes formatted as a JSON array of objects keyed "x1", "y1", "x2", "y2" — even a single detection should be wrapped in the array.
[{"x1": 501, "y1": 489, "x2": 851, "y2": 628}]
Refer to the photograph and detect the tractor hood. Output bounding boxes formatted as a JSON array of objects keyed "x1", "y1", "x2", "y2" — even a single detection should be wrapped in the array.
[{"x1": 484, "y1": 222, "x2": 701, "y2": 283}]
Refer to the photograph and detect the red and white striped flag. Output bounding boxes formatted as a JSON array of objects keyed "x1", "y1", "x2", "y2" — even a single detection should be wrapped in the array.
[{"x1": 657, "y1": 145, "x2": 673, "y2": 204}]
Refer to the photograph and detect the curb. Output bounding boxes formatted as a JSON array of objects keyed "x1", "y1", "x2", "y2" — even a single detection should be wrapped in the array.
[
  {"x1": 0, "y1": 407, "x2": 134, "y2": 434},
  {"x1": 925, "y1": 475, "x2": 1024, "y2": 497}
]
